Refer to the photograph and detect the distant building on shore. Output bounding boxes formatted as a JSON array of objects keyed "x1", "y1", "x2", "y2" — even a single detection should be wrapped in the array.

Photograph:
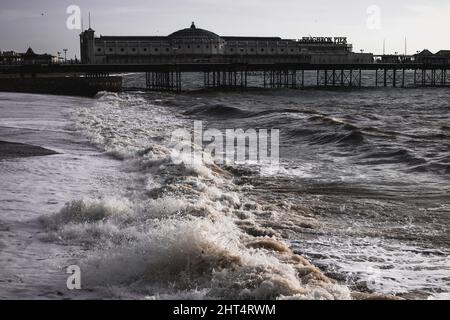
[
  {"x1": 375, "y1": 55, "x2": 413, "y2": 64},
  {"x1": 80, "y1": 22, "x2": 374, "y2": 65},
  {"x1": 0, "y1": 47, "x2": 57, "y2": 65},
  {"x1": 414, "y1": 49, "x2": 450, "y2": 64}
]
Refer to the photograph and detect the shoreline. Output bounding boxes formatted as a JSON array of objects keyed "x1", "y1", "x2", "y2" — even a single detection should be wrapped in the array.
[
  {"x1": 0, "y1": 140, "x2": 59, "y2": 160},
  {"x1": 0, "y1": 76, "x2": 122, "y2": 98}
]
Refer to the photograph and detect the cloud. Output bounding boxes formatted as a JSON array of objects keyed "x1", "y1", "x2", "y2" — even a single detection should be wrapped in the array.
[{"x1": 0, "y1": 9, "x2": 42, "y2": 20}]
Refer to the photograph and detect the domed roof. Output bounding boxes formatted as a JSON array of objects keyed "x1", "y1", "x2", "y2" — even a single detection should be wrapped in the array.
[{"x1": 169, "y1": 22, "x2": 222, "y2": 41}]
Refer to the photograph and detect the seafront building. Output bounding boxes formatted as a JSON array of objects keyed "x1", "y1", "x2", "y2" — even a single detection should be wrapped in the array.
[
  {"x1": 414, "y1": 50, "x2": 450, "y2": 64},
  {"x1": 80, "y1": 22, "x2": 374, "y2": 65},
  {"x1": 0, "y1": 48, "x2": 57, "y2": 65}
]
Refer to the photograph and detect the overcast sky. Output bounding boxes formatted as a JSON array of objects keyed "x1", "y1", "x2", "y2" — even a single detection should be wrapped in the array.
[{"x1": 1, "y1": 0, "x2": 449, "y2": 58}]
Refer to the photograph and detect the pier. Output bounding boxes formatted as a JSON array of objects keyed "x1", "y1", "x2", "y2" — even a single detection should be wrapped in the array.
[{"x1": 1, "y1": 62, "x2": 450, "y2": 93}]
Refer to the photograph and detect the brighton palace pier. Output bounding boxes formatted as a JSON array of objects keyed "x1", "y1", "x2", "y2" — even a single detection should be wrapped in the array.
[
  {"x1": 80, "y1": 22, "x2": 374, "y2": 65},
  {"x1": 3, "y1": 23, "x2": 449, "y2": 94}
]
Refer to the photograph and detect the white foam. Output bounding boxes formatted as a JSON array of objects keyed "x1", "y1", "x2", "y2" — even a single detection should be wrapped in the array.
[
  {"x1": 41, "y1": 91, "x2": 354, "y2": 300},
  {"x1": 42, "y1": 197, "x2": 133, "y2": 227},
  {"x1": 78, "y1": 216, "x2": 350, "y2": 299},
  {"x1": 291, "y1": 235, "x2": 450, "y2": 297}
]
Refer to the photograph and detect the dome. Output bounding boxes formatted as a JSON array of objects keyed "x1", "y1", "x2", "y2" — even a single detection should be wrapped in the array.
[{"x1": 169, "y1": 22, "x2": 222, "y2": 41}]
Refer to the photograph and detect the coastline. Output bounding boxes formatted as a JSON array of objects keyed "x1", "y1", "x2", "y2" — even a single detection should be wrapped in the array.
[
  {"x1": 0, "y1": 140, "x2": 58, "y2": 160},
  {"x1": 0, "y1": 76, "x2": 123, "y2": 98}
]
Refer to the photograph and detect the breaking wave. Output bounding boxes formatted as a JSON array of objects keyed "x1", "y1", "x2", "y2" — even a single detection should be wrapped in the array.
[
  {"x1": 41, "y1": 91, "x2": 353, "y2": 300},
  {"x1": 184, "y1": 104, "x2": 254, "y2": 119},
  {"x1": 184, "y1": 104, "x2": 307, "y2": 120}
]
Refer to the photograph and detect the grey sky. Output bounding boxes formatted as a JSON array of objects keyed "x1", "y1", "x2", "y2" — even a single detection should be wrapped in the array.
[{"x1": 1, "y1": 0, "x2": 449, "y2": 58}]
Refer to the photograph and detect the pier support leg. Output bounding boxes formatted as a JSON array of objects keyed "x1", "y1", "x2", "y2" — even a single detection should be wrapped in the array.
[
  {"x1": 146, "y1": 71, "x2": 181, "y2": 92},
  {"x1": 302, "y1": 70, "x2": 305, "y2": 89},
  {"x1": 393, "y1": 69, "x2": 397, "y2": 87},
  {"x1": 402, "y1": 69, "x2": 405, "y2": 88}
]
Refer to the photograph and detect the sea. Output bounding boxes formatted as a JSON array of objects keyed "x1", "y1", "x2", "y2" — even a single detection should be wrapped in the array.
[{"x1": 0, "y1": 73, "x2": 449, "y2": 300}]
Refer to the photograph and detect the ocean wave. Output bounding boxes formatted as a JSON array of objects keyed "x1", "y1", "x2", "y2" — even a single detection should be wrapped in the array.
[
  {"x1": 184, "y1": 104, "x2": 313, "y2": 120},
  {"x1": 409, "y1": 162, "x2": 450, "y2": 175},
  {"x1": 358, "y1": 148, "x2": 427, "y2": 166},
  {"x1": 77, "y1": 217, "x2": 350, "y2": 300},
  {"x1": 184, "y1": 104, "x2": 254, "y2": 118},
  {"x1": 42, "y1": 92, "x2": 353, "y2": 300},
  {"x1": 307, "y1": 115, "x2": 360, "y2": 131},
  {"x1": 42, "y1": 197, "x2": 133, "y2": 226},
  {"x1": 309, "y1": 130, "x2": 365, "y2": 145}
]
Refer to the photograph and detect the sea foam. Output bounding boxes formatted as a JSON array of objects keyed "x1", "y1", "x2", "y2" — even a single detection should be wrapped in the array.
[{"x1": 42, "y1": 91, "x2": 352, "y2": 300}]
